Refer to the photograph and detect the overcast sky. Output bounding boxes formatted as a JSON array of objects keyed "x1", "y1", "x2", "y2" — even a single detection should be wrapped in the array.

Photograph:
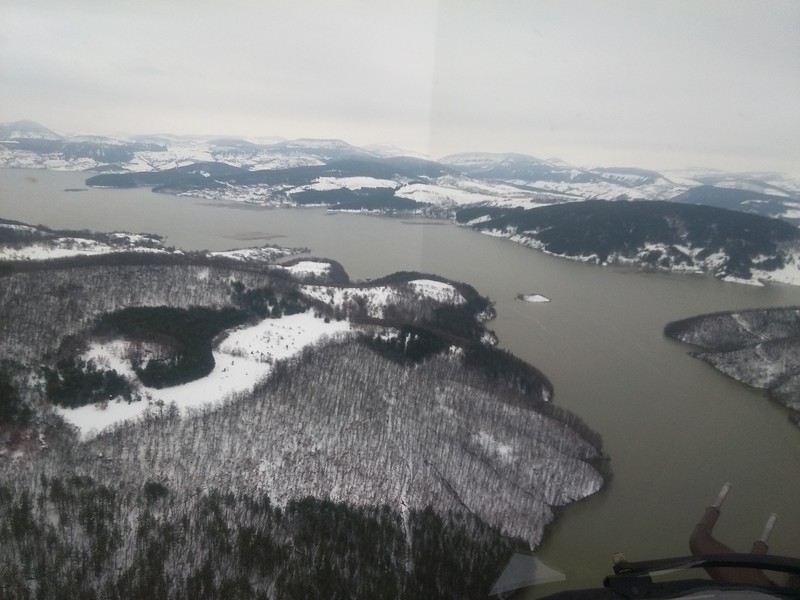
[{"x1": 1, "y1": 0, "x2": 798, "y2": 175}]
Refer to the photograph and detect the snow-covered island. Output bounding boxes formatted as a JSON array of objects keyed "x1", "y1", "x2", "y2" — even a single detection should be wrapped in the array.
[
  {"x1": 518, "y1": 293, "x2": 550, "y2": 303},
  {"x1": 0, "y1": 221, "x2": 604, "y2": 597}
]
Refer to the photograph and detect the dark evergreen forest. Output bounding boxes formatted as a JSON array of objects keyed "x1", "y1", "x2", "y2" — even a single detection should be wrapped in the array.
[{"x1": 457, "y1": 200, "x2": 800, "y2": 280}]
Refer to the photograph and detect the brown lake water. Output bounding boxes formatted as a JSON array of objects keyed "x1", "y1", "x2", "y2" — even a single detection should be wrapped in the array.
[{"x1": 2, "y1": 167, "x2": 799, "y2": 594}]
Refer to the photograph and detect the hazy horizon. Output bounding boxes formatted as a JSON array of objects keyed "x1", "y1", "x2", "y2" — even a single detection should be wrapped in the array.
[{"x1": 2, "y1": 0, "x2": 798, "y2": 176}]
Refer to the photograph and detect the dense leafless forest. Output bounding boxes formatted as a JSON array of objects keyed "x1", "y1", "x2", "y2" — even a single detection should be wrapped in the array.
[
  {"x1": 665, "y1": 307, "x2": 800, "y2": 425},
  {"x1": 0, "y1": 250, "x2": 605, "y2": 598}
]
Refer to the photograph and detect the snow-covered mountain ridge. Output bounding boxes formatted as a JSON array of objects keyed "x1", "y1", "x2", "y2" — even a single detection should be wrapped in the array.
[{"x1": 2, "y1": 120, "x2": 799, "y2": 222}]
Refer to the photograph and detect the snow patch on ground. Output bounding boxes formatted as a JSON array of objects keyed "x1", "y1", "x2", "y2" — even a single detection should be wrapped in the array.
[
  {"x1": 0, "y1": 238, "x2": 169, "y2": 261},
  {"x1": 218, "y1": 311, "x2": 351, "y2": 363},
  {"x1": 473, "y1": 431, "x2": 514, "y2": 463},
  {"x1": 56, "y1": 312, "x2": 353, "y2": 438},
  {"x1": 464, "y1": 214, "x2": 494, "y2": 226},
  {"x1": 282, "y1": 261, "x2": 331, "y2": 277},
  {"x1": 408, "y1": 279, "x2": 464, "y2": 304},
  {"x1": 0, "y1": 223, "x2": 38, "y2": 233},
  {"x1": 751, "y1": 249, "x2": 800, "y2": 286},
  {"x1": 301, "y1": 280, "x2": 464, "y2": 319},
  {"x1": 395, "y1": 176, "x2": 548, "y2": 208},
  {"x1": 208, "y1": 246, "x2": 299, "y2": 263},
  {"x1": 305, "y1": 176, "x2": 398, "y2": 191}
]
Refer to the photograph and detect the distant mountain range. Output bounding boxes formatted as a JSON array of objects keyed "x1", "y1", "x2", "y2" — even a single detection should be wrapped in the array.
[
  {"x1": 3, "y1": 119, "x2": 800, "y2": 286},
  {"x1": 0, "y1": 120, "x2": 164, "y2": 166},
  {"x1": 2, "y1": 119, "x2": 799, "y2": 223}
]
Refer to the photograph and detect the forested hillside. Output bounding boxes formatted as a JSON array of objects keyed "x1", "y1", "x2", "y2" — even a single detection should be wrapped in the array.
[
  {"x1": 457, "y1": 200, "x2": 800, "y2": 284},
  {"x1": 0, "y1": 242, "x2": 605, "y2": 598},
  {"x1": 0, "y1": 339, "x2": 602, "y2": 598},
  {"x1": 0, "y1": 260, "x2": 284, "y2": 363},
  {"x1": 665, "y1": 307, "x2": 800, "y2": 425}
]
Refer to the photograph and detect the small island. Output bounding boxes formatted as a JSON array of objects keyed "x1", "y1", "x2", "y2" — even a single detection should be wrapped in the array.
[{"x1": 518, "y1": 293, "x2": 550, "y2": 303}]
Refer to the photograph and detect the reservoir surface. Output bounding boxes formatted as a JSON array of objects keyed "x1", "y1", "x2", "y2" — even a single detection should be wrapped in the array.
[{"x1": 2, "y1": 168, "x2": 799, "y2": 593}]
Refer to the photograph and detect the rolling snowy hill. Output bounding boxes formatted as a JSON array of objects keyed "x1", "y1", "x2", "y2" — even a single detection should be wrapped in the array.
[{"x1": 3, "y1": 120, "x2": 799, "y2": 220}]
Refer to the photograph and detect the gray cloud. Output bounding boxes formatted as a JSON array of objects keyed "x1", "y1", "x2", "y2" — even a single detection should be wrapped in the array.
[
  {"x1": 1, "y1": 0, "x2": 797, "y2": 174},
  {"x1": 428, "y1": 0, "x2": 800, "y2": 173}
]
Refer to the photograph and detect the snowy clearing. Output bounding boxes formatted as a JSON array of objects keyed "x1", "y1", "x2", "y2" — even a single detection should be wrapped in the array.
[
  {"x1": 56, "y1": 312, "x2": 353, "y2": 438},
  {"x1": 395, "y1": 178, "x2": 542, "y2": 208},
  {"x1": 281, "y1": 261, "x2": 332, "y2": 277}
]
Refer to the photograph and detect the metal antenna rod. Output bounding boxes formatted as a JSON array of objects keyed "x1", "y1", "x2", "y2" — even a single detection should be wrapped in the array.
[
  {"x1": 711, "y1": 482, "x2": 732, "y2": 508},
  {"x1": 759, "y1": 513, "x2": 777, "y2": 544}
]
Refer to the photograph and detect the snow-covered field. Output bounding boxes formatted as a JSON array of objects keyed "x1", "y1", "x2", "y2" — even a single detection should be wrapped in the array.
[
  {"x1": 52, "y1": 280, "x2": 472, "y2": 437},
  {"x1": 393, "y1": 175, "x2": 557, "y2": 209},
  {"x1": 303, "y1": 176, "x2": 398, "y2": 191},
  {"x1": 280, "y1": 260, "x2": 332, "y2": 277},
  {"x1": 57, "y1": 312, "x2": 353, "y2": 437}
]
